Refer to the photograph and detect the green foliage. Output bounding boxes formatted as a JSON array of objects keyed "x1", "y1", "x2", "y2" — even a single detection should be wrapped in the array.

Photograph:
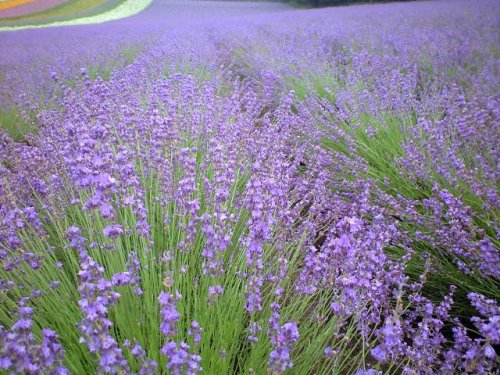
[
  {"x1": 63, "y1": 42, "x2": 148, "y2": 84},
  {"x1": 0, "y1": 106, "x2": 37, "y2": 142}
]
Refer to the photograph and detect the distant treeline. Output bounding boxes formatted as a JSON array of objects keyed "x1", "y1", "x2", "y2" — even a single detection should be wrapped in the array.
[
  {"x1": 284, "y1": 0, "x2": 414, "y2": 6},
  {"x1": 204, "y1": 0, "x2": 415, "y2": 6}
]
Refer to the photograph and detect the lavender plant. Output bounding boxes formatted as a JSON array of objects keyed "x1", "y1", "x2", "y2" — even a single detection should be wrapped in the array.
[{"x1": 0, "y1": 0, "x2": 498, "y2": 374}]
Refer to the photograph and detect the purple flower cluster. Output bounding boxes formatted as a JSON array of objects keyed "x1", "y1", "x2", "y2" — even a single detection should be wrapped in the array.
[
  {"x1": 0, "y1": 302, "x2": 68, "y2": 374},
  {"x1": 158, "y1": 291, "x2": 181, "y2": 338},
  {"x1": 68, "y1": 226, "x2": 150, "y2": 373},
  {"x1": 77, "y1": 249, "x2": 130, "y2": 374},
  {"x1": 268, "y1": 302, "x2": 300, "y2": 373},
  {"x1": 159, "y1": 291, "x2": 202, "y2": 374},
  {"x1": 466, "y1": 293, "x2": 499, "y2": 365},
  {"x1": 123, "y1": 340, "x2": 158, "y2": 375}
]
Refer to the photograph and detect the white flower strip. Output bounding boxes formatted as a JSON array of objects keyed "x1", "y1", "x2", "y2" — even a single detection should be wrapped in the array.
[{"x1": 0, "y1": 0, "x2": 153, "y2": 31}]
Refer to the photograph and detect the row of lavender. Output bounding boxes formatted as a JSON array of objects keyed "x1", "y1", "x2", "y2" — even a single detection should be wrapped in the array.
[{"x1": 0, "y1": 0, "x2": 498, "y2": 373}]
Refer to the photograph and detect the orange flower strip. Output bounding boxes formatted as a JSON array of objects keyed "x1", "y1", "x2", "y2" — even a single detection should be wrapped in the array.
[{"x1": 0, "y1": 0, "x2": 35, "y2": 11}]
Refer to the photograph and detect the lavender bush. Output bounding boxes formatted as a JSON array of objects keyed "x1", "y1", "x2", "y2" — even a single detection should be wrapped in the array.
[{"x1": 0, "y1": 0, "x2": 498, "y2": 373}]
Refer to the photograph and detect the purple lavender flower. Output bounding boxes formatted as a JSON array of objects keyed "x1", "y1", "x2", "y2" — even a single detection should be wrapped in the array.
[
  {"x1": 103, "y1": 224, "x2": 124, "y2": 239},
  {"x1": 324, "y1": 346, "x2": 334, "y2": 358},
  {"x1": 77, "y1": 250, "x2": 129, "y2": 373},
  {"x1": 123, "y1": 340, "x2": 157, "y2": 374},
  {"x1": 188, "y1": 321, "x2": 202, "y2": 344},
  {"x1": 269, "y1": 322, "x2": 300, "y2": 373},
  {"x1": 161, "y1": 341, "x2": 202, "y2": 375},
  {"x1": 159, "y1": 291, "x2": 181, "y2": 338},
  {"x1": 355, "y1": 370, "x2": 380, "y2": 375},
  {"x1": 0, "y1": 304, "x2": 68, "y2": 374}
]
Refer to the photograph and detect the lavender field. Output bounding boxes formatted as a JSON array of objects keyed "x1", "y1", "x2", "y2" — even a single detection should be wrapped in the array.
[{"x1": 0, "y1": 0, "x2": 499, "y2": 373}]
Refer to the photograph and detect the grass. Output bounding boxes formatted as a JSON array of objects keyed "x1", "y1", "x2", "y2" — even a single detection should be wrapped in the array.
[
  {"x1": 62, "y1": 41, "x2": 150, "y2": 87},
  {"x1": 286, "y1": 74, "x2": 343, "y2": 102},
  {"x1": 163, "y1": 63, "x2": 213, "y2": 83},
  {"x1": 0, "y1": 106, "x2": 37, "y2": 141}
]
